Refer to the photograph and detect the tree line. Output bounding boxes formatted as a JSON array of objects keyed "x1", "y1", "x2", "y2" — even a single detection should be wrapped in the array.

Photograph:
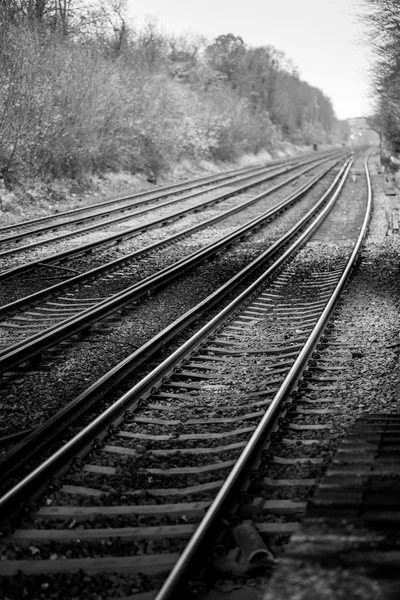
[
  {"x1": 362, "y1": 0, "x2": 400, "y2": 153},
  {"x1": 0, "y1": 0, "x2": 348, "y2": 187}
]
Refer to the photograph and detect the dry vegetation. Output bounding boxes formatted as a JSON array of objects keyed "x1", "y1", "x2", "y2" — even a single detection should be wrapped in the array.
[
  {"x1": 0, "y1": 0, "x2": 349, "y2": 204},
  {"x1": 362, "y1": 0, "x2": 400, "y2": 157}
]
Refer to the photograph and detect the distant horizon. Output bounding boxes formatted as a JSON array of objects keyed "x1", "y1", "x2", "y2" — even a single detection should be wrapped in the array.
[{"x1": 128, "y1": 0, "x2": 373, "y2": 121}]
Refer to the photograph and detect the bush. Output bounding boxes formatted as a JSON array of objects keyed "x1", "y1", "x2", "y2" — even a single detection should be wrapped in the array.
[{"x1": 0, "y1": 19, "x2": 341, "y2": 187}]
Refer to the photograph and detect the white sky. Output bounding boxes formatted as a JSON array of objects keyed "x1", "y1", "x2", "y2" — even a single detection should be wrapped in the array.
[{"x1": 127, "y1": 0, "x2": 373, "y2": 121}]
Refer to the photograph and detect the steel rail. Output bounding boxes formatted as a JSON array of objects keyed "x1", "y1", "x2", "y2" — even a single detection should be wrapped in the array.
[
  {"x1": 0, "y1": 162, "x2": 293, "y2": 247},
  {"x1": 0, "y1": 157, "x2": 351, "y2": 375},
  {"x1": 0, "y1": 155, "x2": 338, "y2": 277},
  {"x1": 0, "y1": 158, "x2": 339, "y2": 320},
  {"x1": 0, "y1": 156, "x2": 354, "y2": 518},
  {"x1": 0, "y1": 153, "x2": 332, "y2": 260},
  {"x1": 0, "y1": 165, "x2": 265, "y2": 239},
  {"x1": 0, "y1": 159, "x2": 345, "y2": 479},
  {"x1": 153, "y1": 153, "x2": 373, "y2": 600},
  {"x1": 0, "y1": 150, "x2": 336, "y2": 237}
]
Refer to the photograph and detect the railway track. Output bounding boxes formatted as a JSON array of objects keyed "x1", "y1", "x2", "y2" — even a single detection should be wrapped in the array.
[
  {"x1": 0, "y1": 162, "x2": 282, "y2": 251},
  {"x1": 0, "y1": 152, "x2": 326, "y2": 242},
  {"x1": 0, "y1": 153, "x2": 344, "y2": 328},
  {"x1": 0, "y1": 163, "x2": 266, "y2": 243},
  {"x1": 0, "y1": 152, "x2": 373, "y2": 599},
  {"x1": 0, "y1": 156, "x2": 342, "y2": 352},
  {"x1": 0, "y1": 151, "x2": 341, "y2": 271},
  {"x1": 0, "y1": 155, "x2": 351, "y2": 450}
]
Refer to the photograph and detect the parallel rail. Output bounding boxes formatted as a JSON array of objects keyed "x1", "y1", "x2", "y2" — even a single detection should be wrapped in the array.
[
  {"x1": 155, "y1": 152, "x2": 372, "y2": 600},
  {"x1": 0, "y1": 153, "x2": 372, "y2": 600},
  {"x1": 0, "y1": 150, "x2": 336, "y2": 239},
  {"x1": 0, "y1": 157, "x2": 350, "y2": 481},
  {"x1": 0, "y1": 152, "x2": 341, "y2": 264},
  {"x1": 0, "y1": 155, "x2": 357, "y2": 511},
  {"x1": 0, "y1": 158, "x2": 349, "y2": 376},
  {"x1": 0, "y1": 157, "x2": 340, "y2": 321}
]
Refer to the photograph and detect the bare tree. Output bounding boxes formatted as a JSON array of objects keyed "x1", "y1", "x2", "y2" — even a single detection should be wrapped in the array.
[{"x1": 362, "y1": 0, "x2": 400, "y2": 150}]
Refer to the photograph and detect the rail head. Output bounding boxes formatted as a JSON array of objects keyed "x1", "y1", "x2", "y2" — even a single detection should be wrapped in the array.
[
  {"x1": 0, "y1": 154, "x2": 355, "y2": 520},
  {"x1": 151, "y1": 151, "x2": 373, "y2": 600},
  {"x1": 0, "y1": 155, "x2": 349, "y2": 376}
]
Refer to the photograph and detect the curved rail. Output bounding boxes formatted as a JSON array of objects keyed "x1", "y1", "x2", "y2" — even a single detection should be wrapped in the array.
[
  {"x1": 0, "y1": 164, "x2": 280, "y2": 248},
  {"x1": 0, "y1": 158, "x2": 339, "y2": 319},
  {"x1": 0, "y1": 154, "x2": 372, "y2": 600},
  {"x1": 0, "y1": 153, "x2": 336, "y2": 262},
  {"x1": 0, "y1": 157, "x2": 350, "y2": 375},
  {"x1": 0, "y1": 158, "x2": 351, "y2": 481},
  {"x1": 153, "y1": 152, "x2": 373, "y2": 600},
  {"x1": 0, "y1": 150, "x2": 335, "y2": 237},
  {"x1": 0, "y1": 155, "x2": 355, "y2": 517}
]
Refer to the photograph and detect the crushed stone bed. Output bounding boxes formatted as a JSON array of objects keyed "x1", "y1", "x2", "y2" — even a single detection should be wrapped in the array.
[
  {"x1": 2, "y1": 153, "x2": 400, "y2": 600},
  {"x1": 0, "y1": 163, "x2": 319, "y2": 274},
  {"x1": 0, "y1": 169, "x2": 336, "y2": 438}
]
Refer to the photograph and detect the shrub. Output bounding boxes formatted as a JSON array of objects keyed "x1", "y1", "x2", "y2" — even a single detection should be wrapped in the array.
[{"x1": 0, "y1": 19, "x2": 342, "y2": 188}]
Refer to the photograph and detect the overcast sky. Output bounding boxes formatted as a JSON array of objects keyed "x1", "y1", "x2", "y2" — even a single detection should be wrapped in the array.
[{"x1": 128, "y1": 0, "x2": 372, "y2": 121}]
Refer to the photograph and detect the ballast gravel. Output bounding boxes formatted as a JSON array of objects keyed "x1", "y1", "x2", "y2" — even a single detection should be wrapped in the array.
[
  {"x1": 0, "y1": 165, "x2": 335, "y2": 310},
  {"x1": 2, "y1": 153, "x2": 400, "y2": 600},
  {"x1": 0, "y1": 162, "x2": 316, "y2": 273},
  {"x1": 0, "y1": 168, "x2": 338, "y2": 437}
]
